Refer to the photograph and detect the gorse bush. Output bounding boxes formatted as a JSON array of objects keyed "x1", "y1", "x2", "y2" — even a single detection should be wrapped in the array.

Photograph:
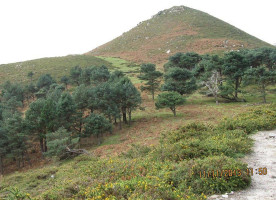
[
  {"x1": 169, "y1": 156, "x2": 250, "y2": 195},
  {"x1": 151, "y1": 123, "x2": 252, "y2": 161},
  {"x1": 219, "y1": 104, "x2": 276, "y2": 134}
]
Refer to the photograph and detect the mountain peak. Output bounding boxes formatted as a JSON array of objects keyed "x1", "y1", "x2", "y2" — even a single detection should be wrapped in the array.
[
  {"x1": 152, "y1": 6, "x2": 188, "y2": 18},
  {"x1": 87, "y1": 6, "x2": 272, "y2": 64}
]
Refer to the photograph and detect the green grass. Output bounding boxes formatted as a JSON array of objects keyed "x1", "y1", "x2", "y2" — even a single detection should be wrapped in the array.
[
  {"x1": 99, "y1": 134, "x2": 121, "y2": 146},
  {"x1": 97, "y1": 56, "x2": 141, "y2": 83},
  {"x1": 0, "y1": 55, "x2": 144, "y2": 87},
  {"x1": 0, "y1": 55, "x2": 113, "y2": 86}
]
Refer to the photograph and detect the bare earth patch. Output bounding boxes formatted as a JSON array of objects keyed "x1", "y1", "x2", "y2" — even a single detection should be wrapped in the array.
[{"x1": 208, "y1": 130, "x2": 276, "y2": 200}]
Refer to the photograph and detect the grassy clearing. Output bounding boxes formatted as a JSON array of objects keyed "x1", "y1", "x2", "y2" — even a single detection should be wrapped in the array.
[{"x1": 97, "y1": 56, "x2": 141, "y2": 84}]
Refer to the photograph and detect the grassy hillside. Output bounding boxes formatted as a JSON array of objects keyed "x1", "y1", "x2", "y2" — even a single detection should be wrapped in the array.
[
  {"x1": 88, "y1": 6, "x2": 272, "y2": 64},
  {"x1": 0, "y1": 55, "x2": 113, "y2": 85},
  {"x1": 1, "y1": 93, "x2": 275, "y2": 199}
]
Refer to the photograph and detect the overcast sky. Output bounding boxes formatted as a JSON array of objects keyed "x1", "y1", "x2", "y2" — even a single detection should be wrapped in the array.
[{"x1": 0, "y1": 0, "x2": 275, "y2": 64}]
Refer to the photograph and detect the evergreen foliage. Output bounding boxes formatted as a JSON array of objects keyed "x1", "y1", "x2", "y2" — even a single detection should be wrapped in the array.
[
  {"x1": 155, "y1": 91, "x2": 185, "y2": 116},
  {"x1": 162, "y1": 67, "x2": 197, "y2": 95},
  {"x1": 138, "y1": 63, "x2": 163, "y2": 100},
  {"x1": 45, "y1": 127, "x2": 79, "y2": 159}
]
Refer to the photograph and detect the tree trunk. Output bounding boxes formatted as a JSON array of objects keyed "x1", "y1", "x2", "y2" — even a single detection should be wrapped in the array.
[
  {"x1": 171, "y1": 107, "x2": 176, "y2": 117},
  {"x1": 128, "y1": 109, "x2": 132, "y2": 125},
  {"x1": 214, "y1": 94, "x2": 219, "y2": 105},
  {"x1": 122, "y1": 107, "x2": 127, "y2": 124},
  {"x1": 152, "y1": 89, "x2": 155, "y2": 100},
  {"x1": 119, "y1": 116, "x2": 122, "y2": 130},
  {"x1": 79, "y1": 120, "x2": 82, "y2": 134},
  {"x1": 235, "y1": 79, "x2": 239, "y2": 99},
  {"x1": 40, "y1": 138, "x2": 44, "y2": 154},
  {"x1": 44, "y1": 139, "x2": 47, "y2": 152},
  {"x1": 0, "y1": 156, "x2": 3, "y2": 174}
]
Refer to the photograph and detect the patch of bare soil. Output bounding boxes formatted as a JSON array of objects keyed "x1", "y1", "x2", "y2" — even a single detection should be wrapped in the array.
[{"x1": 208, "y1": 130, "x2": 276, "y2": 200}]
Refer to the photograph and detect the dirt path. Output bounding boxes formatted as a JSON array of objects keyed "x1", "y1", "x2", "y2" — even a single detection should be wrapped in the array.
[{"x1": 209, "y1": 130, "x2": 276, "y2": 200}]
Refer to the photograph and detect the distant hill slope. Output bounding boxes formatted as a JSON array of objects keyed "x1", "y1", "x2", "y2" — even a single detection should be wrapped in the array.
[
  {"x1": 87, "y1": 6, "x2": 272, "y2": 64},
  {"x1": 0, "y1": 55, "x2": 112, "y2": 85}
]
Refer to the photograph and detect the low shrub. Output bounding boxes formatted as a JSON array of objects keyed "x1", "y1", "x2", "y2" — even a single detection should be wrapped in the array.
[
  {"x1": 169, "y1": 155, "x2": 250, "y2": 195},
  {"x1": 219, "y1": 104, "x2": 276, "y2": 134},
  {"x1": 121, "y1": 144, "x2": 152, "y2": 159},
  {"x1": 151, "y1": 123, "x2": 252, "y2": 161}
]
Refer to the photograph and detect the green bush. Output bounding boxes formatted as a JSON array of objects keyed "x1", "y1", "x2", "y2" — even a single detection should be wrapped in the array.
[
  {"x1": 152, "y1": 123, "x2": 252, "y2": 161},
  {"x1": 219, "y1": 104, "x2": 276, "y2": 134},
  {"x1": 169, "y1": 155, "x2": 251, "y2": 195},
  {"x1": 121, "y1": 144, "x2": 152, "y2": 159}
]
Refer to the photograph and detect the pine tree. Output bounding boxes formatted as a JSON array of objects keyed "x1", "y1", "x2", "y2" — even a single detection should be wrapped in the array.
[
  {"x1": 84, "y1": 113, "x2": 112, "y2": 144},
  {"x1": 4, "y1": 113, "x2": 29, "y2": 169},
  {"x1": 222, "y1": 51, "x2": 250, "y2": 100},
  {"x1": 162, "y1": 67, "x2": 197, "y2": 95},
  {"x1": 45, "y1": 127, "x2": 79, "y2": 159},
  {"x1": 164, "y1": 52, "x2": 202, "y2": 71},
  {"x1": 81, "y1": 66, "x2": 94, "y2": 86},
  {"x1": 60, "y1": 76, "x2": 70, "y2": 89},
  {"x1": 56, "y1": 92, "x2": 77, "y2": 131},
  {"x1": 70, "y1": 66, "x2": 82, "y2": 86},
  {"x1": 113, "y1": 77, "x2": 142, "y2": 124},
  {"x1": 155, "y1": 92, "x2": 185, "y2": 116},
  {"x1": 90, "y1": 65, "x2": 110, "y2": 85},
  {"x1": 243, "y1": 66, "x2": 276, "y2": 103},
  {"x1": 36, "y1": 74, "x2": 55, "y2": 91},
  {"x1": 138, "y1": 63, "x2": 163, "y2": 100},
  {"x1": 0, "y1": 126, "x2": 8, "y2": 174},
  {"x1": 25, "y1": 99, "x2": 48, "y2": 154}
]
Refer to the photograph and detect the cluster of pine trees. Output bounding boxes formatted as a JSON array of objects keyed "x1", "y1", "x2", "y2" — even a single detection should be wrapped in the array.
[
  {"x1": 0, "y1": 66, "x2": 141, "y2": 174},
  {"x1": 139, "y1": 48, "x2": 275, "y2": 117}
]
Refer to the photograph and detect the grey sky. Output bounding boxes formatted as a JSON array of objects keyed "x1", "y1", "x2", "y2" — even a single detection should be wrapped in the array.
[{"x1": 0, "y1": 0, "x2": 275, "y2": 64}]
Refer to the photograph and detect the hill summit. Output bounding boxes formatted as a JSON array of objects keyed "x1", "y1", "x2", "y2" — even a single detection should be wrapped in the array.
[{"x1": 87, "y1": 6, "x2": 272, "y2": 64}]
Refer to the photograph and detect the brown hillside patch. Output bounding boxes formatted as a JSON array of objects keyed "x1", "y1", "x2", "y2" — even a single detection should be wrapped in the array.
[
  {"x1": 92, "y1": 98, "x2": 248, "y2": 158},
  {"x1": 185, "y1": 38, "x2": 247, "y2": 54},
  {"x1": 88, "y1": 37, "x2": 249, "y2": 64}
]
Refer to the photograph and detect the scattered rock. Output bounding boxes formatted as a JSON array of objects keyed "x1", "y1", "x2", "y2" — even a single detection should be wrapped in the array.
[
  {"x1": 166, "y1": 49, "x2": 170, "y2": 54},
  {"x1": 208, "y1": 194, "x2": 219, "y2": 199}
]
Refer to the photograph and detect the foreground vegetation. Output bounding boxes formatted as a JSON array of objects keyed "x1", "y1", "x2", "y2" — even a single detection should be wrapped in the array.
[{"x1": 0, "y1": 104, "x2": 275, "y2": 199}]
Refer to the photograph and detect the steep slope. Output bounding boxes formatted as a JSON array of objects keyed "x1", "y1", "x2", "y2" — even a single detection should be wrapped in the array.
[
  {"x1": 87, "y1": 6, "x2": 272, "y2": 64},
  {"x1": 0, "y1": 55, "x2": 113, "y2": 85}
]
